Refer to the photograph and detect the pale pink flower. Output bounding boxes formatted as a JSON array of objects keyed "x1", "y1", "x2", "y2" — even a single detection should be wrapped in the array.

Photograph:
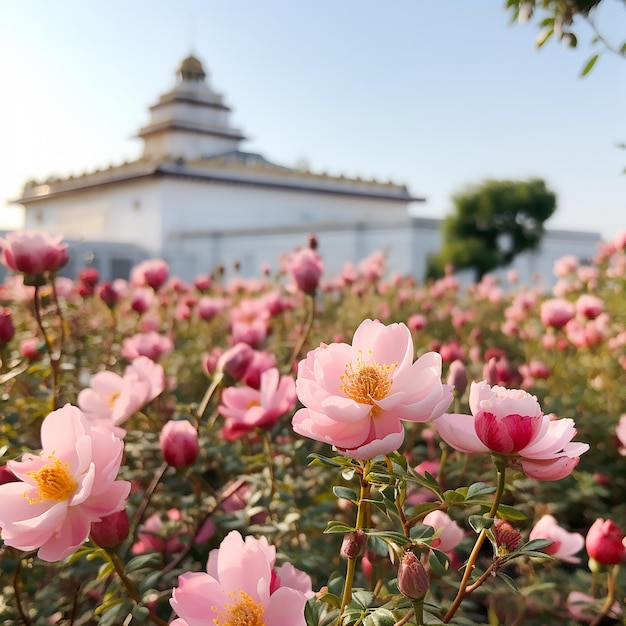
[
  {"x1": 292, "y1": 319, "x2": 453, "y2": 459},
  {"x1": 567, "y1": 591, "x2": 622, "y2": 624},
  {"x1": 132, "y1": 509, "x2": 186, "y2": 554},
  {"x1": 170, "y1": 530, "x2": 313, "y2": 626},
  {"x1": 130, "y1": 258, "x2": 169, "y2": 290},
  {"x1": 230, "y1": 298, "x2": 271, "y2": 347},
  {"x1": 219, "y1": 368, "x2": 297, "y2": 440},
  {"x1": 0, "y1": 405, "x2": 130, "y2": 561},
  {"x1": 19, "y1": 337, "x2": 42, "y2": 360},
  {"x1": 358, "y1": 251, "x2": 385, "y2": 280},
  {"x1": 529, "y1": 514, "x2": 584, "y2": 563},
  {"x1": 77, "y1": 356, "x2": 165, "y2": 430},
  {"x1": 130, "y1": 287, "x2": 155, "y2": 314},
  {"x1": 0, "y1": 230, "x2": 69, "y2": 277},
  {"x1": 553, "y1": 255, "x2": 578, "y2": 278},
  {"x1": 540, "y1": 298, "x2": 574, "y2": 329},
  {"x1": 407, "y1": 313, "x2": 427, "y2": 332},
  {"x1": 121, "y1": 331, "x2": 173, "y2": 361},
  {"x1": 575, "y1": 294, "x2": 604, "y2": 320},
  {"x1": 433, "y1": 381, "x2": 589, "y2": 480},
  {"x1": 423, "y1": 510, "x2": 464, "y2": 554},
  {"x1": 196, "y1": 296, "x2": 229, "y2": 321}
]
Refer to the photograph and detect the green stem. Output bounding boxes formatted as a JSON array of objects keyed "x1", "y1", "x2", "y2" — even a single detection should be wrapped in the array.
[
  {"x1": 196, "y1": 371, "x2": 224, "y2": 423},
  {"x1": 339, "y1": 462, "x2": 371, "y2": 618},
  {"x1": 590, "y1": 564, "x2": 619, "y2": 626},
  {"x1": 12, "y1": 553, "x2": 32, "y2": 625},
  {"x1": 286, "y1": 293, "x2": 316, "y2": 373},
  {"x1": 97, "y1": 545, "x2": 168, "y2": 626},
  {"x1": 412, "y1": 597, "x2": 425, "y2": 626},
  {"x1": 442, "y1": 461, "x2": 506, "y2": 623},
  {"x1": 33, "y1": 284, "x2": 59, "y2": 410},
  {"x1": 261, "y1": 430, "x2": 276, "y2": 499}
]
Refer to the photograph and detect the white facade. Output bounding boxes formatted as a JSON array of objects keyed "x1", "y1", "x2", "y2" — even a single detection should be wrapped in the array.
[{"x1": 15, "y1": 55, "x2": 601, "y2": 285}]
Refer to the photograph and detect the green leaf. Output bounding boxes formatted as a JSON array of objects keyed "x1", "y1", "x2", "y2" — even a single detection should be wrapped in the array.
[
  {"x1": 318, "y1": 591, "x2": 341, "y2": 609},
  {"x1": 350, "y1": 590, "x2": 376, "y2": 609},
  {"x1": 366, "y1": 530, "x2": 411, "y2": 547},
  {"x1": 410, "y1": 501, "x2": 441, "y2": 519},
  {"x1": 443, "y1": 489, "x2": 466, "y2": 504},
  {"x1": 333, "y1": 486, "x2": 358, "y2": 501},
  {"x1": 126, "y1": 552, "x2": 160, "y2": 572},
  {"x1": 466, "y1": 482, "x2": 496, "y2": 500},
  {"x1": 367, "y1": 534, "x2": 390, "y2": 557},
  {"x1": 581, "y1": 54, "x2": 599, "y2": 77},
  {"x1": 496, "y1": 571, "x2": 519, "y2": 592},
  {"x1": 536, "y1": 28, "x2": 554, "y2": 49},
  {"x1": 428, "y1": 548, "x2": 450, "y2": 576},
  {"x1": 469, "y1": 515, "x2": 494, "y2": 533},
  {"x1": 308, "y1": 453, "x2": 351, "y2": 468},
  {"x1": 410, "y1": 523, "x2": 436, "y2": 541},
  {"x1": 495, "y1": 505, "x2": 527, "y2": 522},
  {"x1": 305, "y1": 597, "x2": 325, "y2": 626},
  {"x1": 324, "y1": 521, "x2": 354, "y2": 534},
  {"x1": 519, "y1": 538, "x2": 553, "y2": 552},
  {"x1": 363, "y1": 608, "x2": 397, "y2": 626}
]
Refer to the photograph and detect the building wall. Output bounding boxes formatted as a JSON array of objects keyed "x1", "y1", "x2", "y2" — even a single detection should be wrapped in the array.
[{"x1": 23, "y1": 180, "x2": 164, "y2": 255}]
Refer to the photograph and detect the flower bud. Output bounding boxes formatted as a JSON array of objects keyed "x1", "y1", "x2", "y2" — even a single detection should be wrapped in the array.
[
  {"x1": 0, "y1": 307, "x2": 15, "y2": 344},
  {"x1": 493, "y1": 518, "x2": 521, "y2": 552},
  {"x1": 397, "y1": 550, "x2": 429, "y2": 599},
  {"x1": 341, "y1": 530, "x2": 367, "y2": 559},
  {"x1": 446, "y1": 360, "x2": 468, "y2": 397},
  {"x1": 585, "y1": 518, "x2": 626, "y2": 565},
  {"x1": 90, "y1": 509, "x2": 130, "y2": 547},
  {"x1": 159, "y1": 420, "x2": 200, "y2": 468}
]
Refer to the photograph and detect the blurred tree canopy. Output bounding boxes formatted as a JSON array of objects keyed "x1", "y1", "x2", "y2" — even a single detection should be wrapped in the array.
[
  {"x1": 504, "y1": 0, "x2": 626, "y2": 76},
  {"x1": 427, "y1": 178, "x2": 557, "y2": 281}
]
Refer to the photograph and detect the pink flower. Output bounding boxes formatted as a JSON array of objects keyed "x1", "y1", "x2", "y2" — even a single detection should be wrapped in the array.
[
  {"x1": 90, "y1": 509, "x2": 130, "y2": 548},
  {"x1": 132, "y1": 509, "x2": 186, "y2": 554},
  {"x1": 130, "y1": 258, "x2": 169, "y2": 290},
  {"x1": 219, "y1": 368, "x2": 297, "y2": 440},
  {"x1": 423, "y1": 510, "x2": 464, "y2": 554},
  {"x1": 287, "y1": 247, "x2": 323, "y2": 295},
  {"x1": 292, "y1": 319, "x2": 453, "y2": 459},
  {"x1": 170, "y1": 530, "x2": 313, "y2": 626},
  {"x1": 0, "y1": 230, "x2": 69, "y2": 277},
  {"x1": 160, "y1": 421, "x2": 199, "y2": 468},
  {"x1": 575, "y1": 294, "x2": 604, "y2": 320},
  {"x1": 77, "y1": 356, "x2": 165, "y2": 430},
  {"x1": 528, "y1": 514, "x2": 584, "y2": 563},
  {"x1": 540, "y1": 298, "x2": 574, "y2": 329},
  {"x1": 585, "y1": 518, "x2": 626, "y2": 565},
  {"x1": 0, "y1": 404, "x2": 130, "y2": 562},
  {"x1": 121, "y1": 331, "x2": 173, "y2": 361},
  {"x1": 19, "y1": 337, "x2": 42, "y2": 360},
  {"x1": 0, "y1": 307, "x2": 15, "y2": 343},
  {"x1": 567, "y1": 591, "x2": 622, "y2": 624},
  {"x1": 433, "y1": 381, "x2": 589, "y2": 480}
]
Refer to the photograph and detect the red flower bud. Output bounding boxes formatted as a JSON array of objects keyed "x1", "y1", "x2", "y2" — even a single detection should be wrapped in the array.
[
  {"x1": 493, "y1": 518, "x2": 521, "y2": 552},
  {"x1": 91, "y1": 509, "x2": 130, "y2": 547},
  {"x1": 159, "y1": 420, "x2": 199, "y2": 468},
  {"x1": 397, "y1": 550, "x2": 429, "y2": 599},
  {"x1": 586, "y1": 518, "x2": 626, "y2": 565},
  {"x1": 341, "y1": 530, "x2": 368, "y2": 559},
  {"x1": 0, "y1": 307, "x2": 15, "y2": 344}
]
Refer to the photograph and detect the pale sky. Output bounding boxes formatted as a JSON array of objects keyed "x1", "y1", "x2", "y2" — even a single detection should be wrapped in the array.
[{"x1": 1, "y1": 1, "x2": 625, "y2": 239}]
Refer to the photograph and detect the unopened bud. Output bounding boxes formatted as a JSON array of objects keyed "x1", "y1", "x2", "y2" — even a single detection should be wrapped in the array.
[
  {"x1": 494, "y1": 518, "x2": 521, "y2": 552},
  {"x1": 397, "y1": 550, "x2": 429, "y2": 599},
  {"x1": 91, "y1": 509, "x2": 130, "y2": 547},
  {"x1": 341, "y1": 530, "x2": 367, "y2": 559},
  {"x1": 446, "y1": 360, "x2": 468, "y2": 397}
]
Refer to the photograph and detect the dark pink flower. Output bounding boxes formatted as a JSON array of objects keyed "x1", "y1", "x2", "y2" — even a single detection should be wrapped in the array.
[
  {"x1": 91, "y1": 509, "x2": 130, "y2": 548},
  {"x1": 540, "y1": 298, "x2": 574, "y2": 329},
  {"x1": 130, "y1": 258, "x2": 169, "y2": 290},
  {"x1": 0, "y1": 307, "x2": 15, "y2": 344},
  {"x1": 0, "y1": 230, "x2": 69, "y2": 277},
  {"x1": 585, "y1": 518, "x2": 626, "y2": 565},
  {"x1": 287, "y1": 247, "x2": 323, "y2": 295},
  {"x1": 160, "y1": 421, "x2": 199, "y2": 468}
]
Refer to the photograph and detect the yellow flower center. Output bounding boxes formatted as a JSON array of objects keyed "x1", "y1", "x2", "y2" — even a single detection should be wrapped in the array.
[
  {"x1": 213, "y1": 590, "x2": 266, "y2": 626},
  {"x1": 340, "y1": 352, "x2": 396, "y2": 414},
  {"x1": 27, "y1": 456, "x2": 78, "y2": 504},
  {"x1": 246, "y1": 399, "x2": 261, "y2": 409},
  {"x1": 108, "y1": 391, "x2": 121, "y2": 408}
]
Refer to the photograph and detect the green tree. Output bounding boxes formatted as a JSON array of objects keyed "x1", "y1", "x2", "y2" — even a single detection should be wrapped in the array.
[
  {"x1": 427, "y1": 178, "x2": 557, "y2": 282},
  {"x1": 504, "y1": 0, "x2": 626, "y2": 76}
]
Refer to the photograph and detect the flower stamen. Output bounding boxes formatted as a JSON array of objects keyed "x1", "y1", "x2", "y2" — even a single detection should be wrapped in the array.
[
  {"x1": 27, "y1": 456, "x2": 78, "y2": 504},
  {"x1": 340, "y1": 351, "x2": 396, "y2": 414},
  {"x1": 213, "y1": 590, "x2": 265, "y2": 626}
]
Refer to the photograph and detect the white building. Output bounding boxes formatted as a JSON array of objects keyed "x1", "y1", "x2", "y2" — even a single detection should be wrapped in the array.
[{"x1": 15, "y1": 55, "x2": 601, "y2": 284}]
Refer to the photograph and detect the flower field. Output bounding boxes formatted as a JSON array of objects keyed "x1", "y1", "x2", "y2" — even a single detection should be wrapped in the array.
[{"x1": 1, "y1": 230, "x2": 626, "y2": 625}]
